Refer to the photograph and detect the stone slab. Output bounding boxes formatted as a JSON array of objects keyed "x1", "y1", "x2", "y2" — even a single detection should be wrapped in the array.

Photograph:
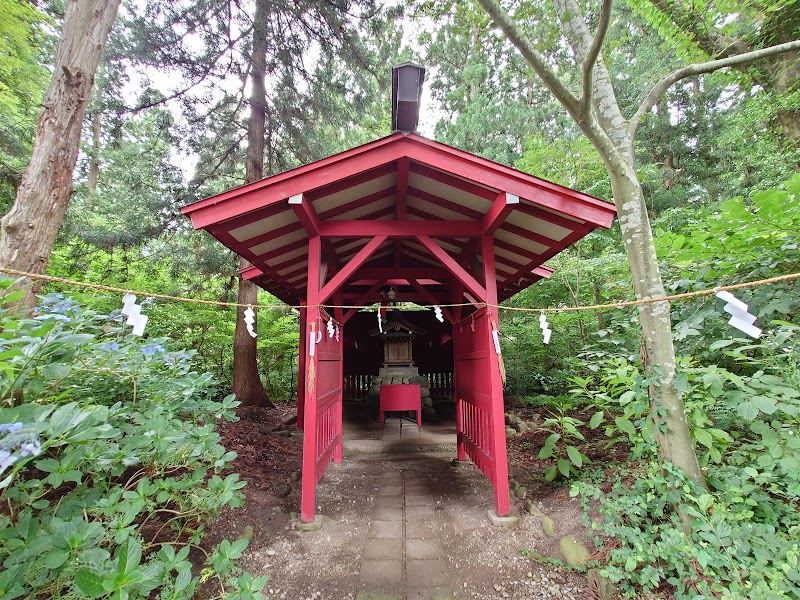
[
  {"x1": 378, "y1": 485, "x2": 403, "y2": 496},
  {"x1": 406, "y1": 538, "x2": 446, "y2": 560},
  {"x1": 405, "y1": 505, "x2": 435, "y2": 520},
  {"x1": 293, "y1": 516, "x2": 323, "y2": 532},
  {"x1": 359, "y1": 559, "x2": 403, "y2": 587},
  {"x1": 406, "y1": 559, "x2": 449, "y2": 587},
  {"x1": 405, "y1": 494, "x2": 435, "y2": 507},
  {"x1": 368, "y1": 520, "x2": 403, "y2": 539},
  {"x1": 405, "y1": 520, "x2": 435, "y2": 539},
  {"x1": 372, "y1": 506, "x2": 403, "y2": 521},
  {"x1": 373, "y1": 495, "x2": 403, "y2": 508},
  {"x1": 363, "y1": 538, "x2": 403, "y2": 561},
  {"x1": 487, "y1": 509, "x2": 518, "y2": 527}
]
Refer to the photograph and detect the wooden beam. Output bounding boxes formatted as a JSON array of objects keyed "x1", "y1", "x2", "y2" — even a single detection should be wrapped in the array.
[
  {"x1": 396, "y1": 157, "x2": 409, "y2": 219},
  {"x1": 320, "y1": 220, "x2": 482, "y2": 238},
  {"x1": 318, "y1": 235, "x2": 388, "y2": 304},
  {"x1": 415, "y1": 235, "x2": 487, "y2": 301},
  {"x1": 356, "y1": 267, "x2": 449, "y2": 279},
  {"x1": 289, "y1": 193, "x2": 320, "y2": 236},
  {"x1": 482, "y1": 192, "x2": 519, "y2": 235}
]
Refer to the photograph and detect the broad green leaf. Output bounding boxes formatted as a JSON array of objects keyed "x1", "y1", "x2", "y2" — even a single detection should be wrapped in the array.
[
  {"x1": 694, "y1": 428, "x2": 713, "y2": 449},
  {"x1": 752, "y1": 395, "x2": 778, "y2": 414},
  {"x1": 557, "y1": 458, "x2": 571, "y2": 478},
  {"x1": 615, "y1": 417, "x2": 636, "y2": 437},
  {"x1": 566, "y1": 445, "x2": 582, "y2": 467},
  {"x1": 75, "y1": 569, "x2": 106, "y2": 598},
  {"x1": 588, "y1": 411, "x2": 604, "y2": 429}
]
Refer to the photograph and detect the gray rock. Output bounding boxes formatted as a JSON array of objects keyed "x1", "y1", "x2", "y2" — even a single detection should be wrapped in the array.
[
  {"x1": 514, "y1": 486, "x2": 527, "y2": 499},
  {"x1": 280, "y1": 414, "x2": 297, "y2": 426},
  {"x1": 422, "y1": 396, "x2": 434, "y2": 408},
  {"x1": 559, "y1": 535, "x2": 590, "y2": 568},
  {"x1": 514, "y1": 421, "x2": 529, "y2": 433},
  {"x1": 420, "y1": 386, "x2": 431, "y2": 397},
  {"x1": 402, "y1": 376, "x2": 410, "y2": 384},
  {"x1": 422, "y1": 406, "x2": 436, "y2": 419},
  {"x1": 289, "y1": 471, "x2": 301, "y2": 482},
  {"x1": 272, "y1": 429, "x2": 291, "y2": 437},
  {"x1": 277, "y1": 484, "x2": 292, "y2": 498},
  {"x1": 409, "y1": 375, "x2": 429, "y2": 385},
  {"x1": 524, "y1": 500, "x2": 544, "y2": 517},
  {"x1": 541, "y1": 516, "x2": 556, "y2": 538},
  {"x1": 506, "y1": 427, "x2": 517, "y2": 438}
]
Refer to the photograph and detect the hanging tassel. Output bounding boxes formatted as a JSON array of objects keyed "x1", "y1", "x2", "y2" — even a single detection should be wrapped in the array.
[{"x1": 491, "y1": 319, "x2": 507, "y2": 385}]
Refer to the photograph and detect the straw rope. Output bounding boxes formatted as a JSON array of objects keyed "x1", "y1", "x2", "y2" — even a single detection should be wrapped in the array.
[{"x1": 0, "y1": 266, "x2": 798, "y2": 315}]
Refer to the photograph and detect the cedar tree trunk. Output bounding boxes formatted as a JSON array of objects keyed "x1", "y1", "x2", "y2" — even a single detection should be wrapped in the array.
[{"x1": 232, "y1": 0, "x2": 272, "y2": 407}]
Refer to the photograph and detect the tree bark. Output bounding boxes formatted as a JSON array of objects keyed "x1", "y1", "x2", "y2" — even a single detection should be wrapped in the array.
[
  {"x1": 477, "y1": 0, "x2": 706, "y2": 487},
  {"x1": 232, "y1": 0, "x2": 272, "y2": 408},
  {"x1": 0, "y1": 0, "x2": 121, "y2": 308}
]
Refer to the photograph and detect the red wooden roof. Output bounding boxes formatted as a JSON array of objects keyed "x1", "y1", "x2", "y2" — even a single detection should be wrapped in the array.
[{"x1": 181, "y1": 133, "x2": 616, "y2": 306}]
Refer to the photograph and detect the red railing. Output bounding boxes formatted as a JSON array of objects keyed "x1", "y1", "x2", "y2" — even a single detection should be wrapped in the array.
[{"x1": 452, "y1": 308, "x2": 509, "y2": 512}]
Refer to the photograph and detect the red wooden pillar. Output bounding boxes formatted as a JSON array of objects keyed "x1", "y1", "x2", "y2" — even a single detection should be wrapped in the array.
[
  {"x1": 481, "y1": 234, "x2": 511, "y2": 517},
  {"x1": 452, "y1": 286, "x2": 467, "y2": 462},
  {"x1": 300, "y1": 236, "x2": 321, "y2": 523},
  {"x1": 297, "y1": 304, "x2": 307, "y2": 429},
  {"x1": 333, "y1": 290, "x2": 344, "y2": 464}
]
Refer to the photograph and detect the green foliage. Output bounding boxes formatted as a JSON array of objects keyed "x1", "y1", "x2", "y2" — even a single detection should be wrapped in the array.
[
  {"x1": 0, "y1": 280, "x2": 266, "y2": 599},
  {"x1": 0, "y1": 0, "x2": 51, "y2": 211},
  {"x1": 571, "y1": 323, "x2": 800, "y2": 598},
  {"x1": 574, "y1": 462, "x2": 800, "y2": 599},
  {"x1": 536, "y1": 409, "x2": 601, "y2": 481}
]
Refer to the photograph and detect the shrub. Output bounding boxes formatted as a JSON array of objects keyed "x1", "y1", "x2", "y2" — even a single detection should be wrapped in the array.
[{"x1": 0, "y1": 280, "x2": 266, "y2": 599}]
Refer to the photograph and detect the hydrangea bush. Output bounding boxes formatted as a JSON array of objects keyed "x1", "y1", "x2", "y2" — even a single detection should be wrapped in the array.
[{"x1": 0, "y1": 279, "x2": 266, "y2": 599}]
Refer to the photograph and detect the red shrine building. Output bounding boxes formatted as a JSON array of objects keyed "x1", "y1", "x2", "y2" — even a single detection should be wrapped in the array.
[{"x1": 181, "y1": 64, "x2": 616, "y2": 525}]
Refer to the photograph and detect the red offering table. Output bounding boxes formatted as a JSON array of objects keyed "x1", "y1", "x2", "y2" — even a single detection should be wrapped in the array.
[{"x1": 379, "y1": 384, "x2": 422, "y2": 427}]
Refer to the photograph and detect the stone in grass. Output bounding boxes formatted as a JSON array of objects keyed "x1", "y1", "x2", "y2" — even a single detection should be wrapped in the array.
[
  {"x1": 514, "y1": 486, "x2": 527, "y2": 500},
  {"x1": 514, "y1": 421, "x2": 529, "y2": 433},
  {"x1": 280, "y1": 413, "x2": 297, "y2": 426},
  {"x1": 541, "y1": 516, "x2": 556, "y2": 538},
  {"x1": 559, "y1": 534, "x2": 590, "y2": 568},
  {"x1": 587, "y1": 569, "x2": 617, "y2": 600},
  {"x1": 525, "y1": 500, "x2": 545, "y2": 517},
  {"x1": 289, "y1": 471, "x2": 301, "y2": 482},
  {"x1": 272, "y1": 429, "x2": 291, "y2": 438},
  {"x1": 277, "y1": 484, "x2": 292, "y2": 498},
  {"x1": 506, "y1": 427, "x2": 517, "y2": 438}
]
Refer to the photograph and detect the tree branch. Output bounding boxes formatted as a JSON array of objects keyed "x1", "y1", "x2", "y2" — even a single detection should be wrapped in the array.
[
  {"x1": 630, "y1": 39, "x2": 800, "y2": 133},
  {"x1": 580, "y1": 0, "x2": 613, "y2": 119},
  {"x1": 475, "y1": 0, "x2": 581, "y2": 117}
]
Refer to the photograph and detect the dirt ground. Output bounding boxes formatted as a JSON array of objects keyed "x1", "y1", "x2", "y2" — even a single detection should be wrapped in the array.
[{"x1": 207, "y1": 405, "x2": 609, "y2": 599}]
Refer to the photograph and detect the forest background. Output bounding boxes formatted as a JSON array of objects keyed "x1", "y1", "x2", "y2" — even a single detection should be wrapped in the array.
[{"x1": 1, "y1": 0, "x2": 799, "y2": 598}]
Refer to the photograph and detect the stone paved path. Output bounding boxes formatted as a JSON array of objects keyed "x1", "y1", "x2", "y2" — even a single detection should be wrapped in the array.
[
  {"x1": 350, "y1": 418, "x2": 478, "y2": 599},
  {"x1": 242, "y1": 415, "x2": 588, "y2": 600}
]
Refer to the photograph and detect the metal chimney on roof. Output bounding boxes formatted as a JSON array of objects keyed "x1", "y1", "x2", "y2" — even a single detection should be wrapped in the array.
[{"x1": 391, "y1": 62, "x2": 425, "y2": 134}]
